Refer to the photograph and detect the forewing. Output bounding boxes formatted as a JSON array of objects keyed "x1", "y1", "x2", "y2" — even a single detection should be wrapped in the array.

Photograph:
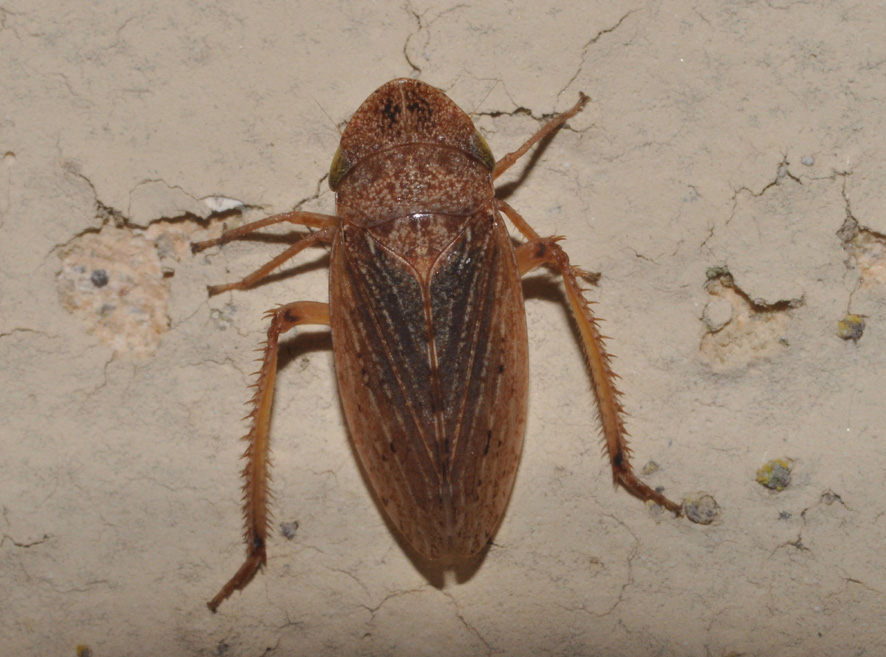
[
  {"x1": 329, "y1": 212, "x2": 528, "y2": 559},
  {"x1": 330, "y1": 224, "x2": 447, "y2": 557},
  {"x1": 430, "y1": 212, "x2": 529, "y2": 555}
]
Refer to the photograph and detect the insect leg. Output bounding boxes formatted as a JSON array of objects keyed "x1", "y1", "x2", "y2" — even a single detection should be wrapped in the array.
[
  {"x1": 208, "y1": 300, "x2": 331, "y2": 612},
  {"x1": 492, "y1": 93, "x2": 589, "y2": 181},
  {"x1": 192, "y1": 210, "x2": 339, "y2": 252},
  {"x1": 504, "y1": 210, "x2": 682, "y2": 515},
  {"x1": 199, "y1": 225, "x2": 337, "y2": 296}
]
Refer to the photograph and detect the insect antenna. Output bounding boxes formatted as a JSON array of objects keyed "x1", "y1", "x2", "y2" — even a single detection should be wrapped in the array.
[
  {"x1": 312, "y1": 96, "x2": 343, "y2": 137},
  {"x1": 466, "y1": 80, "x2": 501, "y2": 121}
]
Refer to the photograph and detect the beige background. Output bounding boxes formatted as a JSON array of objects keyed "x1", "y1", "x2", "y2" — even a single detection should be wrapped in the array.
[{"x1": 3, "y1": 1, "x2": 885, "y2": 655}]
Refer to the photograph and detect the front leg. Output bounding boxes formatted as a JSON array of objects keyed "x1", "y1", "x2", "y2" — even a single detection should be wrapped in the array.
[
  {"x1": 192, "y1": 210, "x2": 339, "y2": 296},
  {"x1": 209, "y1": 301, "x2": 331, "y2": 612},
  {"x1": 202, "y1": 226, "x2": 336, "y2": 296},
  {"x1": 192, "y1": 209, "x2": 338, "y2": 252}
]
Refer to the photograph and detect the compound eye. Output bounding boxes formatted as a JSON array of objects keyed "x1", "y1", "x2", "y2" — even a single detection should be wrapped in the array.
[
  {"x1": 328, "y1": 146, "x2": 350, "y2": 191},
  {"x1": 470, "y1": 131, "x2": 495, "y2": 171}
]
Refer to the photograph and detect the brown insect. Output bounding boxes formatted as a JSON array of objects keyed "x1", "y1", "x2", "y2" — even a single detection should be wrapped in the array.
[{"x1": 193, "y1": 78, "x2": 683, "y2": 612}]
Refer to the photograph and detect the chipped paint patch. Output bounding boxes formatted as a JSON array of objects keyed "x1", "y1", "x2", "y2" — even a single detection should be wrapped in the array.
[
  {"x1": 844, "y1": 228, "x2": 886, "y2": 287},
  {"x1": 55, "y1": 222, "x2": 195, "y2": 356},
  {"x1": 699, "y1": 273, "x2": 796, "y2": 371}
]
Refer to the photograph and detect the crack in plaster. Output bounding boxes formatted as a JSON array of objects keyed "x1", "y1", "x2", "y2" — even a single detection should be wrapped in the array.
[{"x1": 562, "y1": 10, "x2": 636, "y2": 96}]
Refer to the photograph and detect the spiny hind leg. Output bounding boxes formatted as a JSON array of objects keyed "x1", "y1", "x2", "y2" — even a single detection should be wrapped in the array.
[
  {"x1": 208, "y1": 300, "x2": 331, "y2": 612},
  {"x1": 505, "y1": 202, "x2": 682, "y2": 515}
]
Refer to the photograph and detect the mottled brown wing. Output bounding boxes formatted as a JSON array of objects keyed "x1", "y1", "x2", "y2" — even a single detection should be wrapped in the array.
[
  {"x1": 428, "y1": 212, "x2": 530, "y2": 555},
  {"x1": 329, "y1": 209, "x2": 529, "y2": 559}
]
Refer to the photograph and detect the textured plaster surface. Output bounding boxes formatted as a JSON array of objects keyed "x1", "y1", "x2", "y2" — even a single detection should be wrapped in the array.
[{"x1": 3, "y1": 1, "x2": 886, "y2": 656}]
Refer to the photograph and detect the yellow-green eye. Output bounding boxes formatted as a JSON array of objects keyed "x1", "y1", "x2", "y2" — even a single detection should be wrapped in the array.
[
  {"x1": 328, "y1": 146, "x2": 350, "y2": 191},
  {"x1": 470, "y1": 131, "x2": 495, "y2": 171}
]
